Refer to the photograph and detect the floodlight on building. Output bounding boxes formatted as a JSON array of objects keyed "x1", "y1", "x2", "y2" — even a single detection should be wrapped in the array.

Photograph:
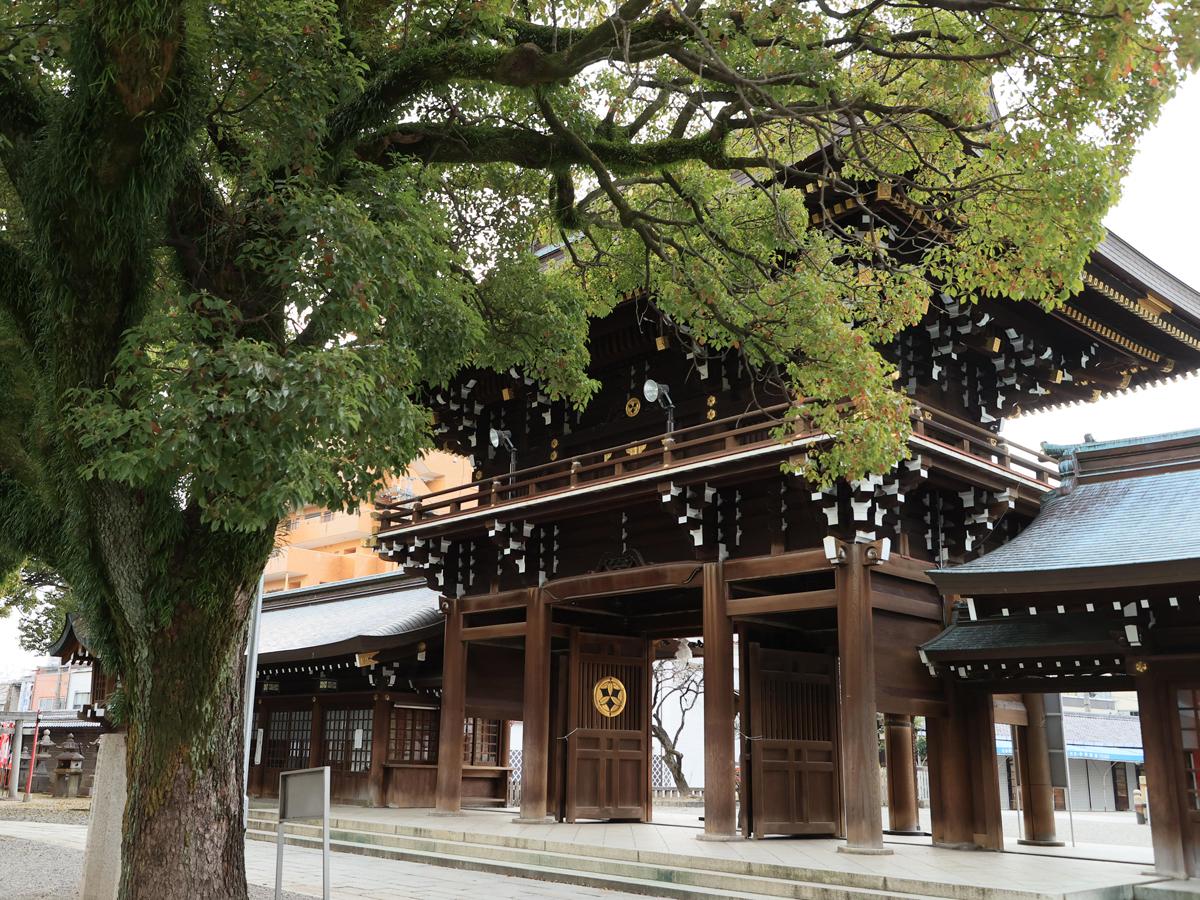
[{"x1": 642, "y1": 379, "x2": 675, "y2": 432}]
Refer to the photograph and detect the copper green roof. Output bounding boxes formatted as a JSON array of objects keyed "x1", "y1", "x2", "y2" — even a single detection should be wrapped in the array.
[
  {"x1": 929, "y1": 465, "x2": 1200, "y2": 594},
  {"x1": 1041, "y1": 426, "x2": 1200, "y2": 460},
  {"x1": 920, "y1": 614, "x2": 1120, "y2": 661}
]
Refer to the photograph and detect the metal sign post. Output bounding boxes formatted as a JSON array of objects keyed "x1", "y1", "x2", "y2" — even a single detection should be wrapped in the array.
[
  {"x1": 276, "y1": 766, "x2": 330, "y2": 900},
  {"x1": 242, "y1": 573, "x2": 266, "y2": 828}
]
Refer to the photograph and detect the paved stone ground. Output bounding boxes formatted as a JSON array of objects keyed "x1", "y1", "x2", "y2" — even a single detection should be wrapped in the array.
[
  {"x1": 0, "y1": 835, "x2": 313, "y2": 899},
  {"x1": 0, "y1": 820, "x2": 648, "y2": 900}
]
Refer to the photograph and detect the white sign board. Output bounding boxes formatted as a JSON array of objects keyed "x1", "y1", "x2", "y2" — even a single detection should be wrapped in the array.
[{"x1": 275, "y1": 766, "x2": 330, "y2": 900}]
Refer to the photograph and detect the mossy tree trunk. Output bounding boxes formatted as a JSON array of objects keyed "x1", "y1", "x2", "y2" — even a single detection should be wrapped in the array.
[{"x1": 84, "y1": 487, "x2": 274, "y2": 900}]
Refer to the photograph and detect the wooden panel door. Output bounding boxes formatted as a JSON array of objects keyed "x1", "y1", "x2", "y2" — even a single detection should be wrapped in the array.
[
  {"x1": 745, "y1": 644, "x2": 840, "y2": 837},
  {"x1": 257, "y1": 705, "x2": 313, "y2": 798},
  {"x1": 565, "y1": 633, "x2": 648, "y2": 822}
]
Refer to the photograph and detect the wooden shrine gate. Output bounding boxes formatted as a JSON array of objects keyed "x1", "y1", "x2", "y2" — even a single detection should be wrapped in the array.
[
  {"x1": 742, "y1": 645, "x2": 842, "y2": 837},
  {"x1": 564, "y1": 633, "x2": 649, "y2": 822}
]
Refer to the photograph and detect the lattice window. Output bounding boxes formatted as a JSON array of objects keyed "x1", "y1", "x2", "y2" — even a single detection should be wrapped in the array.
[
  {"x1": 388, "y1": 707, "x2": 439, "y2": 764},
  {"x1": 323, "y1": 707, "x2": 373, "y2": 773},
  {"x1": 265, "y1": 709, "x2": 312, "y2": 770},
  {"x1": 1179, "y1": 688, "x2": 1200, "y2": 812},
  {"x1": 462, "y1": 717, "x2": 501, "y2": 765}
]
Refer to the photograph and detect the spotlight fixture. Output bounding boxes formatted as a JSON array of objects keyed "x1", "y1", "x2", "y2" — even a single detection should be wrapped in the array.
[
  {"x1": 489, "y1": 428, "x2": 517, "y2": 473},
  {"x1": 642, "y1": 379, "x2": 676, "y2": 432}
]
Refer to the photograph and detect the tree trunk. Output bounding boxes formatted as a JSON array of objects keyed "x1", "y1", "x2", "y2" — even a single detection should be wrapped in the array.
[
  {"x1": 651, "y1": 723, "x2": 690, "y2": 793},
  {"x1": 116, "y1": 582, "x2": 257, "y2": 900}
]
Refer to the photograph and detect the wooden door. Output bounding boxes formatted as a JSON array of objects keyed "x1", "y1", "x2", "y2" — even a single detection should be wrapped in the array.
[
  {"x1": 565, "y1": 633, "x2": 648, "y2": 822},
  {"x1": 320, "y1": 704, "x2": 374, "y2": 803},
  {"x1": 257, "y1": 705, "x2": 313, "y2": 798},
  {"x1": 745, "y1": 644, "x2": 840, "y2": 837}
]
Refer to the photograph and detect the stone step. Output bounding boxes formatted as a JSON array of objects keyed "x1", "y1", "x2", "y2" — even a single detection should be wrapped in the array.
[
  {"x1": 1134, "y1": 883, "x2": 1200, "y2": 900},
  {"x1": 248, "y1": 826, "x2": 947, "y2": 900},
  {"x1": 246, "y1": 816, "x2": 1115, "y2": 900}
]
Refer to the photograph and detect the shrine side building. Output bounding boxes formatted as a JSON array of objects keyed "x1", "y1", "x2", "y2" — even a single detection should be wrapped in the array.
[{"x1": 362, "y1": 221, "x2": 1200, "y2": 871}]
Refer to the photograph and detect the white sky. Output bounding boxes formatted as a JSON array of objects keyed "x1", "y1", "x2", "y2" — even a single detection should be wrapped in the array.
[{"x1": 3, "y1": 76, "x2": 1199, "y2": 682}]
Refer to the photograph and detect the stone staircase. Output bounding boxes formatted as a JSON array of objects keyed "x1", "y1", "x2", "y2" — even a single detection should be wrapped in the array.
[{"x1": 246, "y1": 808, "x2": 1142, "y2": 900}]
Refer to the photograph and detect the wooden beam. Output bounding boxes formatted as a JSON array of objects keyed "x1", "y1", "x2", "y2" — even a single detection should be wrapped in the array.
[
  {"x1": 459, "y1": 590, "x2": 530, "y2": 614},
  {"x1": 722, "y1": 548, "x2": 831, "y2": 582},
  {"x1": 461, "y1": 622, "x2": 526, "y2": 642},
  {"x1": 727, "y1": 589, "x2": 837, "y2": 617},
  {"x1": 542, "y1": 562, "x2": 704, "y2": 603},
  {"x1": 992, "y1": 697, "x2": 1028, "y2": 727},
  {"x1": 702, "y1": 562, "x2": 737, "y2": 839},
  {"x1": 871, "y1": 590, "x2": 941, "y2": 621},
  {"x1": 876, "y1": 554, "x2": 935, "y2": 585}
]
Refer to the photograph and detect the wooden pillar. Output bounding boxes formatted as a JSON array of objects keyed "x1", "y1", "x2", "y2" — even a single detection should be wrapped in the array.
[
  {"x1": 1016, "y1": 694, "x2": 1060, "y2": 846},
  {"x1": 1136, "y1": 672, "x2": 1192, "y2": 878},
  {"x1": 434, "y1": 601, "x2": 466, "y2": 815},
  {"x1": 308, "y1": 698, "x2": 322, "y2": 769},
  {"x1": 701, "y1": 562, "x2": 737, "y2": 840},
  {"x1": 517, "y1": 589, "x2": 553, "y2": 823},
  {"x1": 835, "y1": 540, "x2": 889, "y2": 854},
  {"x1": 368, "y1": 692, "x2": 389, "y2": 808},
  {"x1": 884, "y1": 714, "x2": 921, "y2": 834},
  {"x1": 929, "y1": 685, "x2": 1002, "y2": 850}
]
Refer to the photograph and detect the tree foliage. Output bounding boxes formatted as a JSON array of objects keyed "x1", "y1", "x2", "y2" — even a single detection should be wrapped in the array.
[
  {"x1": 0, "y1": 559, "x2": 75, "y2": 655},
  {"x1": 0, "y1": 0, "x2": 1195, "y2": 895}
]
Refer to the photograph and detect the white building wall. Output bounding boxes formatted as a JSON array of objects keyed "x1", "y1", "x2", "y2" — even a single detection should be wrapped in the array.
[
  {"x1": 68, "y1": 668, "x2": 92, "y2": 709},
  {"x1": 998, "y1": 756, "x2": 1013, "y2": 810}
]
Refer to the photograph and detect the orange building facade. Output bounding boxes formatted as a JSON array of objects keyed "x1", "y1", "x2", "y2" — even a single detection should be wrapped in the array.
[{"x1": 264, "y1": 451, "x2": 472, "y2": 594}]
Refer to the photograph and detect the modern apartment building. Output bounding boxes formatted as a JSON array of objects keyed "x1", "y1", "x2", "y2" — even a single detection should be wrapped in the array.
[{"x1": 263, "y1": 451, "x2": 471, "y2": 594}]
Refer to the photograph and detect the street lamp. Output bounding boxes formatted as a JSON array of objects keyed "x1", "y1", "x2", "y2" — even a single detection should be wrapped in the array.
[{"x1": 642, "y1": 378, "x2": 675, "y2": 433}]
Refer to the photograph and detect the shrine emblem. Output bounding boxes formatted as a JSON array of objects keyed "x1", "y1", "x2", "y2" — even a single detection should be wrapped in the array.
[{"x1": 592, "y1": 676, "x2": 627, "y2": 718}]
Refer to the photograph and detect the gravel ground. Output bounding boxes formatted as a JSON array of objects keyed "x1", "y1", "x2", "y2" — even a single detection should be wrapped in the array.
[
  {"x1": 0, "y1": 835, "x2": 313, "y2": 900},
  {"x1": 0, "y1": 803, "x2": 91, "y2": 826}
]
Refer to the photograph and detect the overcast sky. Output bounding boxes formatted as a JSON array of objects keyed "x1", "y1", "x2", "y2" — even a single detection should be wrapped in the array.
[{"x1": 3, "y1": 77, "x2": 1199, "y2": 682}]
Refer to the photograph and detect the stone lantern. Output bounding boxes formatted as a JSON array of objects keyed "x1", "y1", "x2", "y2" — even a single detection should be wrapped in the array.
[
  {"x1": 52, "y1": 734, "x2": 85, "y2": 799},
  {"x1": 31, "y1": 730, "x2": 55, "y2": 794}
]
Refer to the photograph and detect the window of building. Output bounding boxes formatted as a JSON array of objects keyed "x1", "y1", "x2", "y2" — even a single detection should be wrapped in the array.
[
  {"x1": 462, "y1": 717, "x2": 501, "y2": 766},
  {"x1": 71, "y1": 692, "x2": 90, "y2": 710},
  {"x1": 1179, "y1": 688, "x2": 1199, "y2": 811},
  {"x1": 323, "y1": 707, "x2": 373, "y2": 773},
  {"x1": 264, "y1": 709, "x2": 312, "y2": 770},
  {"x1": 388, "y1": 707, "x2": 439, "y2": 764},
  {"x1": 37, "y1": 697, "x2": 59, "y2": 711}
]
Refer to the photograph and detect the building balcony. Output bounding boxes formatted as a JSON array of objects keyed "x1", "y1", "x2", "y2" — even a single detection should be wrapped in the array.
[{"x1": 374, "y1": 404, "x2": 1059, "y2": 542}]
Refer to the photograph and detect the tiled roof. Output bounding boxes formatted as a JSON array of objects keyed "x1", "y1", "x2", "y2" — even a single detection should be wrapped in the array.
[
  {"x1": 258, "y1": 581, "x2": 442, "y2": 662},
  {"x1": 920, "y1": 615, "x2": 1116, "y2": 657},
  {"x1": 1042, "y1": 427, "x2": 1200, "y2": 460},
  {"x1": 930, "y1": 466, "x2": 1200, "y2": 593},
  {"x1": 1096, "y1": 231, "x2": 1200, "y2": 323},
  {"x1": 994, "y1": 712, "x2": 1143, "y2": 749}
]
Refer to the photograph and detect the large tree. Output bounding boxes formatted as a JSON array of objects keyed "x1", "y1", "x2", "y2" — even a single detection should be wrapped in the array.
[
  {"x1": 0, "y1": 0, "x2": 1194, "y2": 896},
  {"x1": 0, "y1": 559, "x2": 76, "y2": 654}
]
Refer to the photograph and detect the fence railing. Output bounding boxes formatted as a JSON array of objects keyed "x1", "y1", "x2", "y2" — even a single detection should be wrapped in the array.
[{"x1": 377, "y1": 403, "x2": 1059, "y2": 534}]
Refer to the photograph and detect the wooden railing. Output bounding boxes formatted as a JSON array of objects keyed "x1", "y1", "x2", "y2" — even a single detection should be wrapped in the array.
[{"x1": 375, "y1": 403, "x2": 1059, "y2": 533}]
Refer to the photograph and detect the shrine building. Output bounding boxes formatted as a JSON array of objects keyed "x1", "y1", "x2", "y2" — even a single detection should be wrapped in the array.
[
  {"x1": 53, "y1": 199, "x2": 1200, "y2": 877},
  {"x1": 356, "y1": 215, "x2": 1200, "y2": 873}
]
